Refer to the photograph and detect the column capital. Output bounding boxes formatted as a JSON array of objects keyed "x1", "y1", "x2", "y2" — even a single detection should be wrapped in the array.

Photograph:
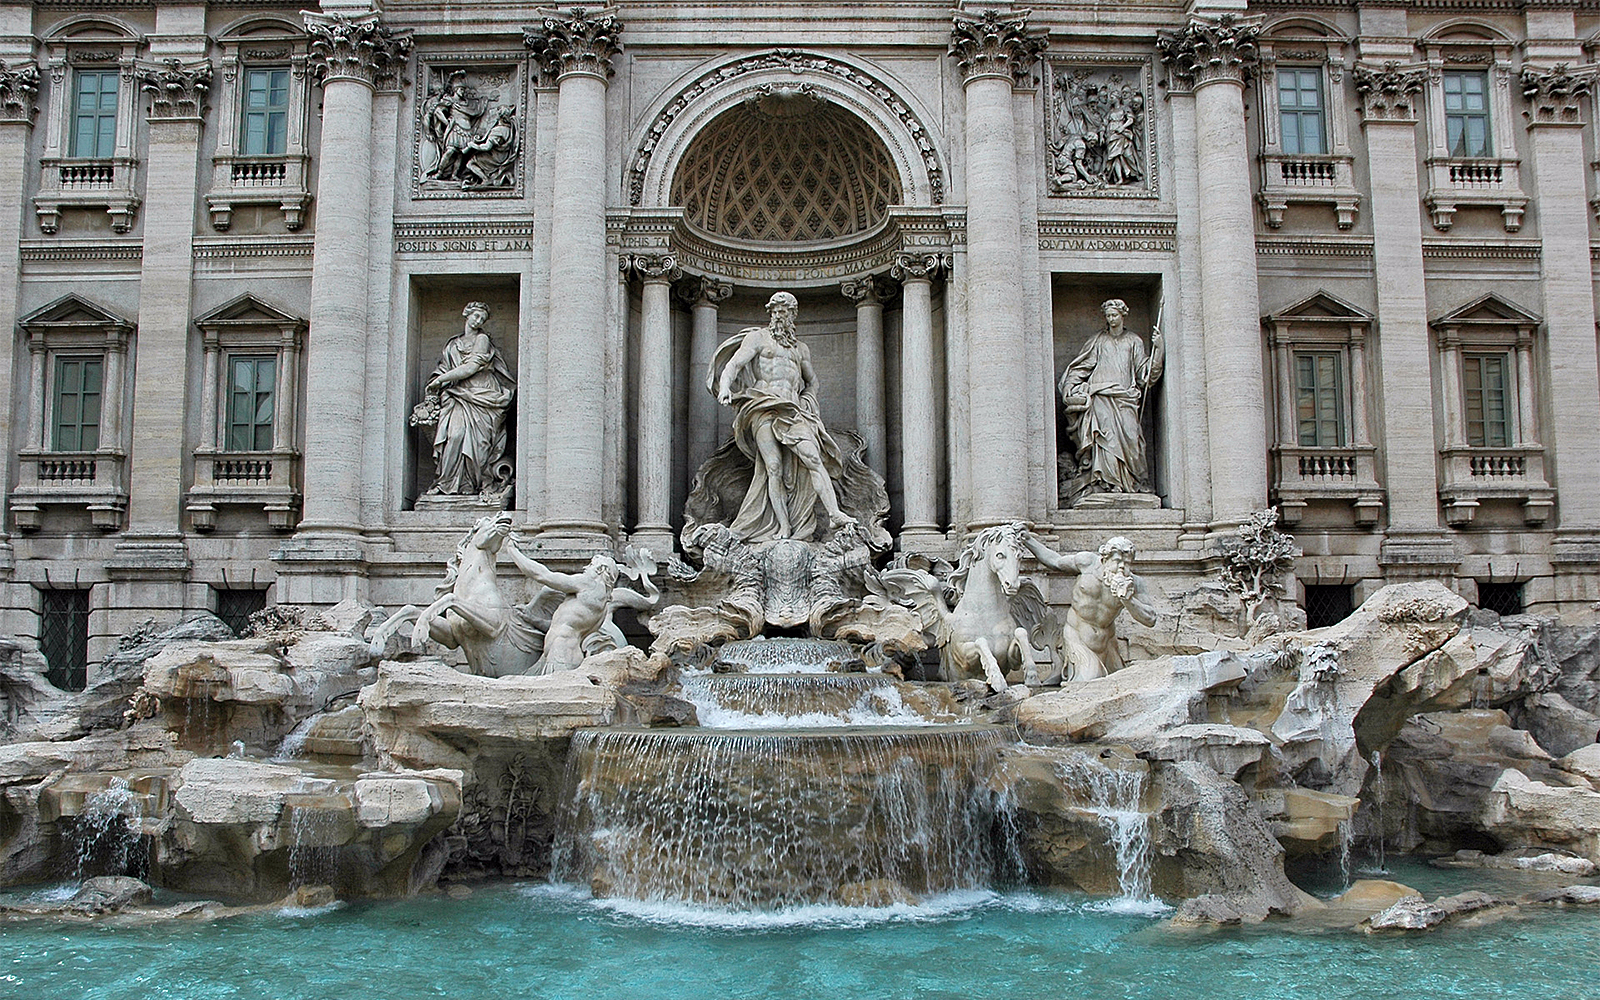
[
  {"x1": 0, "y1": 60, "x2": 39, "y2": 124},
  {"x1": 1156, "y1": 13, "x2": 1262, "y2": 90},
  {"x1": 1521, "y1": 64, "x2": 1593, "y2": 128},
  {"x1": 890, "y1": 251, "x2": 949, "y2": 282},
  {"x1": 948, "y1": 8, "x2": 1048, "y2": 88},
  {"x1": 624, "y1": 251, "x2": 680, "y2": 283},
  {"x1": 304, "y1": 12, "x2": 413, "y2": 89},
  {"x1": 525, "y1": 6, "x2": 624, "y2": 83},
  {"x1": 677, "y1": 274, "x2": 733, "y2": 308},
  {"x1": 140, "y1": 58, "x2": 211, "y2": 122},
  {"x1": 841, "y1": 273, "x2": 892, "y2": 305},
  {"x1": 1352, "y1": 61, "x2": 1427, "y2": 124}
]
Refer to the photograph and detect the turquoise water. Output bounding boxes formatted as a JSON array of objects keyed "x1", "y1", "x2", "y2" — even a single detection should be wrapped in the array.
[{"x1": 5, "y1": 868, "x2": 1597, "y2": 1000}]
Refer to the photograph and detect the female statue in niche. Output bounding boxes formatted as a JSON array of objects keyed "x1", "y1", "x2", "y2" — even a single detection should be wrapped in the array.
[
  {"x1": 414, "y1": 301, "x2": 516, "y2": 501},
  {"x1": 1059, "y1": 297, "x2": 1163, "y2": 505}
]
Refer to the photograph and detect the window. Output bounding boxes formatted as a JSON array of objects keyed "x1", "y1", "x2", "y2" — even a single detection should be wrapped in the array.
[
  {"x1": 240, "y1": 68, "x2": 289, "y2": 156},
  {"x1": 39, "y1": 588, "x2": 90, "y2": 691},
  {"x1": 226, "y1": 355, "x2": 276, "y2": 452},
  {"x1": 1443, "y1": 70, "x2": 1490, "y2": 157},
  {"x1": 1303, "y1": 584, "x2": 1354, "y2": 629},
  {"x1": 70, "y1": 69, "x2": 118, "y2": 159},
  {"x1": 215, "y1": 588, "x2": 269, "y2": 637},
  {"x1": 1476, "y1": 581, "x2": 1523, "y2": 616},
  {"x1": 52, "y1": 356, "x2": 103, "y2": 452},
  {"x1": 1463, "y1": 353, "x2": 1512, "y2": 448},
  {"x1": 1294, "y1": 351, "x2": 1345, "y2": 447},
  {"x1": 1277, "y1": 68, "x2": 1325, "y2": 155}
]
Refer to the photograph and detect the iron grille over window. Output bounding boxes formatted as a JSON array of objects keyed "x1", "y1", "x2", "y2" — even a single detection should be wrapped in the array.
[
  {"x1": 215, "y1": 588, "x2": 269, "y2": 637},
  {"x1": 1303, "y1": 584, "x2": 1354, "y2": 629},
  {"x1": 1477, "y1": 581, "x2": 1523, "y2": 617},
  {"x1": 39, "y1": 588, "x2": 90, "y2": 691}
]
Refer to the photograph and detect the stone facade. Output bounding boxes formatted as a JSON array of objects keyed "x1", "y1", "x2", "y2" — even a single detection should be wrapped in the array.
[{"x1": 3, "y1": 1, "x2": 1600, "y2": 677}]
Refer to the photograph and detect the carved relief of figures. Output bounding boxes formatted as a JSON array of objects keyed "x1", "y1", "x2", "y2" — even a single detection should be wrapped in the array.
[
  {"x1": 1059, "y1": 298, "x2": 1164, "y2": 506},
  {"x1": 1048, "y1": 64, "x2": 1152, "y2": 195},
  {"x1": 415, "y1": 65, "x2": 522, "y2": 195},
  {"x1": 411, "y1": 301, "x2": 516, "y2": 506}
]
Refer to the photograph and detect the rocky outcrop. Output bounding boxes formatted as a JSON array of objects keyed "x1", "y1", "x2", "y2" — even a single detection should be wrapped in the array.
[{"x1": 1481, "y1": 768, "x2": 1600, "y2": 862}]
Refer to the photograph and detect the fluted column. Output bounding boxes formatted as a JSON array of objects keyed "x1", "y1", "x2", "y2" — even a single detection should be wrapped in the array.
[
  {"x1": 949, "y1": 9, "x2": 1046, "y2": 528},
  {"x1": 0, "y1": 59, "x2": 37, "y2": 557},
  {"x1": 526, "y1": 7, "x2": 622, "y2": 544},
  {"x1": 1351, "y1": 61, "x2": 1448, "y2": 547},
  {"x1": 679, "y1": 276, "x2": 732, "y2": 478},
  {"x1": 121, "y1": 51, "x2": 209, "y2": 560},
  {"x1": 892, "y1": 252, "x2": 946, "y2": 538},
  {"x1": 1522, "y1": 66, "x2": 1600, "y2": 549},
  {"x1": 297, "y1": 11, "x2": 409, "y2": 537},
  {"x1": 628, "y1": 252, "x2": 680, "y2": 550},
  {"x1": 1158, "y1": 14, "x2": 1268, "y2": 526},
  {"x1": 841, "y1": 274, "x2": 890, "y2": 478}
]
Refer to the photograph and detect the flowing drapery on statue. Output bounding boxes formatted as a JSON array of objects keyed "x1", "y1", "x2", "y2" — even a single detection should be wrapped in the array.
[
  {"x1": 412, "y1": 301, "x2": 516, "y2": 503},
  {"x1": 1059, "y1": 297, "x2": 1163, "y2": 505},
  {"x1": 683, "y1": 292, "x2": 889, "y2": 552}
]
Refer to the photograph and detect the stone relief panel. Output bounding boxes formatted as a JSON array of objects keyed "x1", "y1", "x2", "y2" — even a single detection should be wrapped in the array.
[
  {"x1": 412, "y1": 60, "x2": 526, "y2": 198},
  {"x1": 1046, "y1": 59, "x2": 1157, "y2": 198}
]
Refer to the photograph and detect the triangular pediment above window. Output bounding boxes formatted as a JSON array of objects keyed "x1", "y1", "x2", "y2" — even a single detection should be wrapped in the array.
[
  {"x1": 193, "y1": 293, "x2": 305, "y2": 330},
  {"x1": 1431, "y1": 292, "x2": 1540, "y2": 329},
  {"x1": 1265, "y1": 291, "x2": 1374, "y2": 324},
  {"x1": 19, "y1": 293, "x2": 135, "y2": 332}
]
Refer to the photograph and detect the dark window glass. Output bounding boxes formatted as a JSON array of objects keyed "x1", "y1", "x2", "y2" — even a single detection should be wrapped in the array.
[
  {"x1": 1294, "y1": 351, "x2": 1345, "y2": 447},
  {"x1": 71, "y1": 70, "x2": 118, "y2": 158},
  {"x1": 1303, "y1": 584, "x2": 1355, "y2": 629},
  {"x1": 226, "y1": 355, "x2": 276, "y2": 452},
  {"x1": 39, "y1": 588, "x2": 90, "y2": 691},
  {"x1": 241, "y1": 68, "x2": 290, "y2": 156},
  {"x1": 1443, "y1": 70, "x2": 1491, "y2": 157},
  {"x1": 53, "y1": 356, "x2": 104, "y2": 452},
  {"x1": 1463, "y1": 353, "x2": 1512, "y2": 448},
  {"x1": 1278, "y1": 67, "x2": 1326, "y2": 155}
]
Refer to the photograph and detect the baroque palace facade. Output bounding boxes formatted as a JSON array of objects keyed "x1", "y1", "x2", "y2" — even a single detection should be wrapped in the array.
[{"x1": 2, "y1": 0, "x2": 1600, "y2": 683}]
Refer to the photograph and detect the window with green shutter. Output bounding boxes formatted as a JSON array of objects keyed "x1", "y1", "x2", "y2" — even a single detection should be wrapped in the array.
[
  {"x1": 1463, "y1": 353, "x2": 1512, "y2": 448},
  {"x1": 70, "y1": 70, "x2": 118, "y2": 159},
  {"x1": 1443, "y1": 70, "x2": 1491, "y2": 158},
  {"x1": 52, "y1": 356, "x2": 103, "y2": 452},
  {"x1": 226, "y1": 355, "x2": 276, "y2": 452},
  {"x1": 241, "y1": 68, "x2": 290, "y2": 156},
  {"x1": 1294, "y1": 351, "x2": 1345, "y2": 448},
  {"x1": 1277, "y1": 68, "x2": 1326, "y2": 156}
]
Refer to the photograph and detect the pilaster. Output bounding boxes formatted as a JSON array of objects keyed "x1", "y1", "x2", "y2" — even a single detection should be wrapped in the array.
[
  {"x1": 0, "y1": 56, "x2": 36, "y2": 569},
  {"x1": 841, "y1": 273, "x2": 891, "y2": 480},
  {"x1": 892, "y1": 252, "x2": 948, "y2": 540},
  {"x1": 679, "y1": 276, "x2": 733, "y2": 480},
  {"x1": 626, "y1": 251, "x2": 680, "y2": 552}
]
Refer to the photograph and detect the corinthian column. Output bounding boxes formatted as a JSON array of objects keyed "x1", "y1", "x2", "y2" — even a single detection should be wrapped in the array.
[
  {"x1": 526, "y1": 7, "x2": 623, "y2": 546},
  {"x1": 949, "y1": 8, "x2": 1047, "y2": 528},
  {"x1": 297, "y1": 11, "x2": 410, "y2": 540},
  {"x1": 0, "y1": 59, "x2": 37, "y2": 568},
  {"x1": 1521, "y1": 65, "x2": 1600, "y2": 579},
  {"x1": 679, "y1": 276, "x2": 733, "y2": 478},
  {"x1": 841, "y1": 274, "x2": 890, "y2": 479},
  {"x1": 1158, "y1": 14, "x2": 1268, "y2": 526},
  {"x1": 627, "y1": 252, "x2": 680, "y2": 552},
  {"x1": 892, "y1": 252, "x2": 947, "y2": 539}
]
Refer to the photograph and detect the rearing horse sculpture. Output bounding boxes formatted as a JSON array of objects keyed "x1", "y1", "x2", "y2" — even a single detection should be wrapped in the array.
[{"x1": 869, "y1": 522, "x2": 1052, "y2": 691}]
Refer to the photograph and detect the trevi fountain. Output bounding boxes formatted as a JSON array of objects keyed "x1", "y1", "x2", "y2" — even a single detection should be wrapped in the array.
[
  {"x1": 2, "y1": 289, "x2": 1597, "y2": 998},
  {"x1": 2, "y1": 4, "x2": 1600, "y2": 998}
]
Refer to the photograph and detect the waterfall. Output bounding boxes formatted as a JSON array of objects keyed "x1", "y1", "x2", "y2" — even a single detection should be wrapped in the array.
[
  {"x1": 679, "y1": 673, "x2": 955, "y2": 729},
  {"x1": 273, "y1": 716, "x2": 318, "y2": 761},
  {"x1": 1049, "y1": 755, "x2": 1159, "y2": 909},
  {"x1": 552, "y1": 726, "x2": 1014, "y2": 909},
  {"x1": 1337, "y1": 818, "x2": 1352, "y2": 890},
  {"x1": 69, "y1": 777, "x2": 144, "y2": 879},
  {"x1": 713, "y1": 637, "x2": 861, "y2": 674},
  {"x1": 1362, "y1": 750, "x2": 1389, "y2": 876},
  {"x1": 285, "y1": 792, "x2": 345, "y2": 889}
]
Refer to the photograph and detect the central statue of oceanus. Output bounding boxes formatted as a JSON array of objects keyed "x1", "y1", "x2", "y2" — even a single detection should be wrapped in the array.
[{"x1": 682, "y1": 291, "x2": 890, "y2": 552}]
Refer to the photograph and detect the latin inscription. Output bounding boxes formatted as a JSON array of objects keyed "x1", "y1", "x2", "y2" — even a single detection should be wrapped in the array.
[{"x1": 396, "y1": 237, "x2": 535, "y2": 254}]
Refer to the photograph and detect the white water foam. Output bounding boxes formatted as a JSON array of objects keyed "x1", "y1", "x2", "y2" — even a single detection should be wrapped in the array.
[
  {"x1": 682, "y1": 679, "x2": 949, "y2": 730},
  {"x1": 521, "y1": 884, "x2": 1111, "y2": 932}
]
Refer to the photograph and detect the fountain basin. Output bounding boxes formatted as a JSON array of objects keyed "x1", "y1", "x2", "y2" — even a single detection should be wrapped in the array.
[{"x1": 679, "y1": 672, "x2": 971, "y2": 727}]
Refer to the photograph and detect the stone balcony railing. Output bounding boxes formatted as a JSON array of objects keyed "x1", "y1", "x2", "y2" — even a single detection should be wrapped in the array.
[
  {"x1": 1271, "y1": 445, "x2": 1385, "y2": 526},
  {"x1": 10, "y1": 449, "x2": 128, "y2": 531},
  {"x1": 1438, "y1": 445, "x2": 1554, "y2": 526},
  {"x1": 1258, "y1": 153, "x2": 1360, "y2": 230},
  {"x1": 185, "y1": 448, "x2": 302, "y2": 531},
  {"x1": 205, "y1": 154, "x2": 312, "y2": 231},
  {"x1": 1423, "y1": 157, "x2": 1527, "y2": 232},
  {"x1": 34, "y1": 157, "x2": 141, "y2": 234}
]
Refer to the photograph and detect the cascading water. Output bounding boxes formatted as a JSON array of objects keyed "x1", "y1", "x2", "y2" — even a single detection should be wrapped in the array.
[
  {"x1": 1045, "y1": 754, "x2": 1161, "y2": 911},
  {"x1": 1362, "y1": 750, "x2": 1389, "y2": 876},
  {"x1": 273, "y1": 717, "x2": 318, "y2": 761},
  {"x1": 69, "y1": 777, "x2": 145, "y2": 879},
  {"x1": 712, "y1": 637, "x2": 861, "y2": 674},
  {"x1": 679, "y1": 673, "x2": 961, "y2": 729}
]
